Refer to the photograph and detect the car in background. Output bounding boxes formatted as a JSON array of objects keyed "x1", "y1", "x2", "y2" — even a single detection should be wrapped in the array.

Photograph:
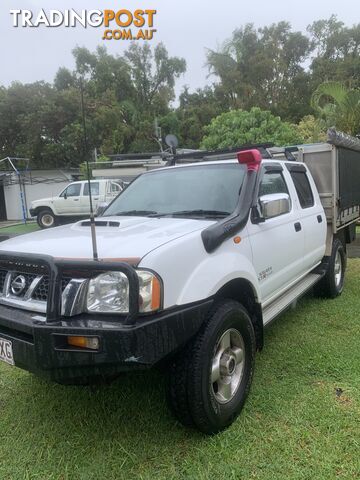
[{"x1": 29, "y1": 179, "x2": 123, "y2": 228}]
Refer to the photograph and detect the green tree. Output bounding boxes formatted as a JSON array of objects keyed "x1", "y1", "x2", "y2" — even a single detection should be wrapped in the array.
[
  {"x1": 72, "y1": 46, "x2": 135, "y2": 103},
  {"x1": 206, "y1": 22, "x2": 313, "y2": 121},
  {"x1": 62, "y1": 44, "x2": 186, "y2": 155},
  {"x1": 0, "y1": 42, "x2": 186, "y2": 166},
  {"x1": 54, "y1": 68, "x2": 76, "y2": 91},
  {"x1": 308, "y1": 16, "x2": 360, "y2": 89},
  {"x1": 0, "y1": 81, "x2": 82, "y2": 168},
  {"x1": 295, "y1": 115, "x2": 327, "y2": 144},
  {"x1": 125, "y1": 42, "x2": 186, "y2": 115},
  {"x1": 201, "y1": 108, "x2": 303, "y2": 150},
  {"x1": 311, "y1": 81, "x2": 360, "y2": 135},
  {"x1": 176, "y1": 86, "x2": 226, "y2": 148}
]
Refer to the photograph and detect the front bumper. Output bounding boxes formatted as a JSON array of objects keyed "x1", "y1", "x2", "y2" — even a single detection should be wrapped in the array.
[
  {"x1": 0, "y1": 250, "x2": 212, "y2": 383},
  {"x1": 0, "y1": 300, "x2": 212, "y2": 382}
]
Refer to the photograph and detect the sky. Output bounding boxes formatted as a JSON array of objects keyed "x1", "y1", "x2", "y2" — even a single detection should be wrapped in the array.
[{"x1": 0, "y1": 0, "x2": 359, "y2": 96}]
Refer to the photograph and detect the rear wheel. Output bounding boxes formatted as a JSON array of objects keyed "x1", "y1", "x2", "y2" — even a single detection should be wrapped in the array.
[
  {"x1": 315, "y1": 238, "x2": 346, "y2": 298},
  {"x1": 167, "y1": 300, "x2": 256, "y2": 434},
  {"x1": 37, "y1": 209, "x2": 57, "y2": 229}
]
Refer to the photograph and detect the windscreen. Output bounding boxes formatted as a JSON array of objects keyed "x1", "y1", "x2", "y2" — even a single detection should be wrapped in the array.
[{"x1": 105, "y1": 164, "x2": 246, "y2": 218}]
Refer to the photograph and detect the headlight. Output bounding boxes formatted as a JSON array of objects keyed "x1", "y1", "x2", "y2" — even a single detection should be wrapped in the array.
[
  {"x1": 86, "y1": 270, "x2": 161, "y2": 314},
  {"x1": 87, "y1": 272, "x2": 129, "y2": 313}
]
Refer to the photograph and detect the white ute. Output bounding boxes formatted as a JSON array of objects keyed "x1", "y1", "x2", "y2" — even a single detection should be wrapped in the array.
[
  {"x1": 0, "y1": 129, "x2": 359, "y2": 434},
  {"x1": 29, "y1": 179, "x2": 123, "y2": 228}
]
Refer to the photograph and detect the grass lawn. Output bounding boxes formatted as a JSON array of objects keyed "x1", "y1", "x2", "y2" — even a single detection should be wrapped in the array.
[
  {"x1": 0, "y1": 222, "x2": 40, "y2": 235},
  {"x1": 0, "y1": 261, "x2": 359, "y2": 479}
]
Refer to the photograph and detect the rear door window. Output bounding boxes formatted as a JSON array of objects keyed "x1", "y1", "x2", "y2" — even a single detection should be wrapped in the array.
[
  {"x1": 83, "y1": 182, "x2": 100, "y2": 196},
  {"x1": 290, "y1": 171, "x2": 314, "y2": 209}
]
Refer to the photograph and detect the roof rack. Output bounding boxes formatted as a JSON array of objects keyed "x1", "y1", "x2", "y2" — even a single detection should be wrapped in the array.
[
  {"x1": 268, "y1": 146, "x2": 299, "y2": 162},
  {"x1": 167, "y1": 143, "x2": 274, "y2": 166}
]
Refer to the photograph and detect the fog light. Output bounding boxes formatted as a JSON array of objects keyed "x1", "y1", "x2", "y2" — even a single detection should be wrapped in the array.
[{"x1": 67, "y1": 336, "x2": 100, "y2": 351}]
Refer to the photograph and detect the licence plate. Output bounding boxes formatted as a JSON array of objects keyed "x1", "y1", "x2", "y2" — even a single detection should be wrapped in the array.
[{"x1": 0, "y1": 337, "x2": 15, "y2": 366}]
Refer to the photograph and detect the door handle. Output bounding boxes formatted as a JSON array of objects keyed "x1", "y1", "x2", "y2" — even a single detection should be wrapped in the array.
[
  {"x1": 73, "y1": 199, "x2": 79, "y2": 201},
  {"x1": 294, "y1": 222, "x2": 302, "y2": 232},
  {"x1": 317, "y1": 215, "x2": 323, "y2": 223}
]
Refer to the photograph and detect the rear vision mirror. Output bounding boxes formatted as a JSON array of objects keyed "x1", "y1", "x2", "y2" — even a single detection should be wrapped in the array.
[
  {"x1": 258, "y1": 193, "x2": 291, "y2": 220},
  {"x1": 96, "y1": 202, "x2": 109, "y2": 217}
]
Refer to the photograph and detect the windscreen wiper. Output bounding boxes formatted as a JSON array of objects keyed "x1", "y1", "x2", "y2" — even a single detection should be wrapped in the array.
[
  {"x1": 115, "y1": 210, "x2": 158, "y2": 217},
  {"x1": 150, "y1": 209, "x2": 231, "y2": 218}
]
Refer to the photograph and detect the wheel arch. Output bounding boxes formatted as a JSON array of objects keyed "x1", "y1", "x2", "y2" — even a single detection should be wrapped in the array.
[
  {"x1": 33, "y1": 206, "x2": 54, "y2": 216},
  {"x1": 214, "y1": 278, "x2": 263, "y2": 351}
]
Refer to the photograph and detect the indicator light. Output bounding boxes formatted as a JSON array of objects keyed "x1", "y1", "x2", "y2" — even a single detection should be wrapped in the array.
[{"x1": 67, "y1": 336, "x2": 100, "y2": 350}]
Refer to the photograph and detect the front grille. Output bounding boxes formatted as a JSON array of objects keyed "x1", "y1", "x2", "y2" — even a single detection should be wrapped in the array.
[
  {"x1": 0, "y1": 268, "x2": 73, "y2": 307},
  {"x1": 0, "y1": 270, "x2": 37, "y2": 298},
  {"x1": 32, "y1": 276, "x2": 71, "y2": 302},
  {"x1": 14, "y1": 273, "x2": 37, "y2": 298},
  {"x1": 0, "y1": 269, "x2": 7, "y2": 292},
  {"x1": 32, "y1": 277, "x2": 48, "y2": 302},
  {"x1": 0, "y1": 257, "x2": 90, "y2": 318}
]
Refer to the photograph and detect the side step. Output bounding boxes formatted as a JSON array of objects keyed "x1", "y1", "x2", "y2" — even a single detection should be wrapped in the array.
[{"x1": 263, "y1": 273, "x2": 322, "y2": 326}]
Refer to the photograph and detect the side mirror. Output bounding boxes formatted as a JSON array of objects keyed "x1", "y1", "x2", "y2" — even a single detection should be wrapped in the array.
[
  {"x1": 96, "y1": 202, "x2": 109, "y2": 217},
  {"x1": 64, "y1": 192, "x2": 67, "y2": 200},
  {"x1": 258, "y1": 193, "x2": 291, "y2": 220}
]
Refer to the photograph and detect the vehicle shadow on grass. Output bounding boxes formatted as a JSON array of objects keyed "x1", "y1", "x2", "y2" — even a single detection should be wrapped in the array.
[
  {"x1": 17, "y1": 368, "x2": 175, "y2": 428},
  {"x1": 9, "y1": 368, "x2": 207, "y2": 443},
  {"x1": 0, "y1": 311, "x2": 323, "y2": 479},
  {"x1": 7, "y1": 298, "x2": 311, "y2": 448},
  {"x1": 10, "y1": 326, "x2": 303, "y2": 440},
  {"x1": 2, "y1": 367, "x2": 222, "y2": 476}
]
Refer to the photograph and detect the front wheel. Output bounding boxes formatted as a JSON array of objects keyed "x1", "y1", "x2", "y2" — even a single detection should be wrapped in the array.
[
  {"x1": 167, "y1": 300, "x2": 256, "y2": 434},
  {"x1": 37, "y1": 209, "x2": 57, "y2": 229}
]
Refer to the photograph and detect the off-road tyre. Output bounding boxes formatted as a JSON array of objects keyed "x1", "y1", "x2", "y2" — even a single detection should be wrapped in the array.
[
  {"x1": 315, "y1": 238, "x2": 346, "y2": 299},
  {"x1": 167, "y1": 300, "x2": 256, "y2": 434}
]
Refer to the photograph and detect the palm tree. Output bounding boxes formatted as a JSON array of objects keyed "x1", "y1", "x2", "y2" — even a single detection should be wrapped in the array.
[{"x1": 311, "y1": 82, "x2": 360, "y2": 136}]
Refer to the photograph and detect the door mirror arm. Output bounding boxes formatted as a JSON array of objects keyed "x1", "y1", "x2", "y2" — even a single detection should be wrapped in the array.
[{"x1": 251, "y1": 206, "x2": 265, "y2": 224}]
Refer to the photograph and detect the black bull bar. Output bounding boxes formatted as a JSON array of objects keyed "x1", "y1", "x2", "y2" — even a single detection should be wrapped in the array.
[{"x1": 0, "y1": 251, "x2": 140, "y2": 325}]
